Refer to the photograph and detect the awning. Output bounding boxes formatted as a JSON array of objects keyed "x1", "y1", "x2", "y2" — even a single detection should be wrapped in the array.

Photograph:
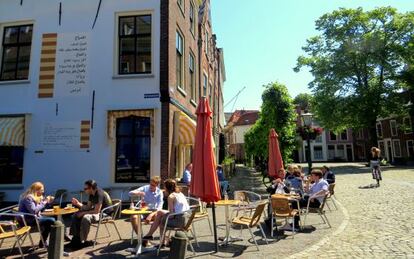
[
  {"x1": 0, "y1": 117, "x2": 25, "y2": 146},
  {"x1": 175, "y1": 112, "x2": 196, "y2": 145},
  {"x1": 108, "y1": 109, "x2": 154, "y2": 139}
]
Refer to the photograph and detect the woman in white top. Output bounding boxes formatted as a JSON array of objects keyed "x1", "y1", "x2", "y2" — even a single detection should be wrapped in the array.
[{"x1": 143, "y1": 179, "x2": 190, "y2": 246}]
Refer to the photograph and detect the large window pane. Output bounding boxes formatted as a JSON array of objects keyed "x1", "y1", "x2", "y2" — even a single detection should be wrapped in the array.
[
  {"x1": 0, "y1": 147, "x2": 24, "y2": 184},
  {"x1": 4, "y1": 27, "x2": 19, "y2": 44},
  {"x1": 1, "y1": 47, "x2": 18, "y2": 80},
  {"x1": 136, "y1": 36, "x2": 151, "y2": 73},
  {"x1": 17, "y1": 46, "x2": 31, "y2": 79},
  {"x1": 115, "y1": 116, "x2": 151, "y2": 183},
  {"x1": 119, "y1": 17, "x2": 135, "y2": 36},
  {"x1": 136, "y1": 16, "x2": 151, "y2": 34},
  {"x1": 119, "y1": 38, "x2": 135, "y2": 73},
  {"x1": 19, "y1": 26, "x2": 33, "y2": 43}
]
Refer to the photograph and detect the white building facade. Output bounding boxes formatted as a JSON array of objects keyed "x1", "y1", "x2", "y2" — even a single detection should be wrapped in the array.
[{"x1": 0, "y1": 0, "x2": 163, "y2": 201}]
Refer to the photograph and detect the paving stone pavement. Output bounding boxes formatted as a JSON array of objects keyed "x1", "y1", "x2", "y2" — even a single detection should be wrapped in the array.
[
  {"x1": 290, "y1": 163, "x2": 414, "y2": 259},
  {"x1": 1, "y1": 164, "x2": 413, "y2": 258}
]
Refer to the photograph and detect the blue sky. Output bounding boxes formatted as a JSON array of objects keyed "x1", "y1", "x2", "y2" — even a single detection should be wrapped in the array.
[{"x1": 211, "y1": 0, "x2": 413, "y2": 112}]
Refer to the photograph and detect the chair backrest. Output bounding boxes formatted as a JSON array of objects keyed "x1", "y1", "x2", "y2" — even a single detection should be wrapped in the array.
[
  {"x1": 186, "y1": 196, "x2": 204, "y2": 213},
  {"x1": 271, "y1": 197, "x2": 292, "y2": 216},
  {"x1": 328, "y1": 183, "x2": 335, "y2": 196},
  {"x1": 319, "y1": 193, "x2": 329, "y2": 211},
  {"x1": 234, "y1": 190, "x2": 261, "y2": 204},
  {"x1": 249, "y1": 201, "x2": 267, "y2": 227},
  {"x1": 110, "y1": 199, "x2": 122, "y2": 219},
  {"x1": 183, "y1": 207, "x2": 198, "y2": 231}
]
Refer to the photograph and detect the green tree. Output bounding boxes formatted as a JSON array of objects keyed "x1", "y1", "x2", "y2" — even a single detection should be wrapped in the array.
[
  {"x1": 244, "y1": 82, "x2": 297, "y2": 164},
  {"x1": 293, "y1": 93, "x2": 314, "y2": 112},
  {"x1": 295, "y1": 7, "x2": 414, "y2": 146}
]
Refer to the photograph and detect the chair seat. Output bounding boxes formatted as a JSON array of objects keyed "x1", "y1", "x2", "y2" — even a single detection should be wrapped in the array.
[
  {"x1": 274, "y1": 209, "x2": 298, "y2": 218},
  {"x1": 0, "y1": 226, "x2": 31, "y2": 239},
  {"x1": 194, "y1": 212, "x2": 208, "y2": 219},
  {"x1": 231, "y1": 216, "x2": 252, "y2": 226}
]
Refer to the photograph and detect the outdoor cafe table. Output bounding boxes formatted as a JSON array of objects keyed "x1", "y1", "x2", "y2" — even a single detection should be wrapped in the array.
[
  {"x1": 215, "y1": 199, "x2": 241, "y2": 246},
  {"x1": 41, "y1": 207, "x2": 79, "y2": 221},
  {"x1": 121, "y1": 208, "x2": 155, "y2": 256}
]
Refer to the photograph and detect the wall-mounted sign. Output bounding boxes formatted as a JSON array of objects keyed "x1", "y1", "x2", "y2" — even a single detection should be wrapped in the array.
[
  {"x1": 54, "y1": 33, "x2": 89, "y2": 97},
  {"x1": 42, "y1": 121, "x2": 81, "y2": 150},
  {"x1": 144, "y1": 93, "x2": 160, "y2": 99}
]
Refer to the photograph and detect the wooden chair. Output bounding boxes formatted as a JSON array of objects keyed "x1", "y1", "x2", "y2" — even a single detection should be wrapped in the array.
[
  {"x1": 270, "y1": 196, "x2": 299, "y2": 238},
  {"x1": 91, "y1": 199, "x2": 122, "y2": 247},
  {"x1": 302, "y1": 193, "x2": 331, "y2": 228},
  {"x1": 157, "y1": 208, "x2": 198, "y2": 256},
  {"x1": 231, "y1": 201, "x2": 268, "y2": 251},
  {"x1": 187, "y1": 196, "x2": 213, "y2": 236},
  {"x1": 326, "y1": 183, "x2": 338, "y2": 211},
  {"x1": 0, "y1": 213, "x2": 34, "y2": 257}
]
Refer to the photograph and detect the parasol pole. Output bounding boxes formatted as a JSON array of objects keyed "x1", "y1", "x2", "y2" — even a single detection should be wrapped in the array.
[{"x1": 211, "y1": 202, "x2": 219, "y2": 253}]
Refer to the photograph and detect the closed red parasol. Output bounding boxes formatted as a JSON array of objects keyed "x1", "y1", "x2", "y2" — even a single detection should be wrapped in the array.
[
  {"x1": 268, "y1": 128, "x2": 284, "y2": 179},
  {"x1": 190, "y1": 97, "x2": 220, "y2": 252}
]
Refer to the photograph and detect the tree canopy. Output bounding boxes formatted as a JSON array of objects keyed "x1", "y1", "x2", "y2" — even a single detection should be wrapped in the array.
[
  {"x1": 295, "y1": 7, "x2": 414, "y2": 145},
  {"x1": 244, "y1": 82, "x2": 297, "y2": 164},
  {"x1": 293, "y1": 93, "x2": 314, "y2": 112}
]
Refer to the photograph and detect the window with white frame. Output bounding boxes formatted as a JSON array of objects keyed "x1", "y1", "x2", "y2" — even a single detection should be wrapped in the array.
[
  {"x1": 314, "y1": 134, "x2": 322, "y2": 143},
  {"x1": 189, "y1": 52, "x2": 196, "y2": 101},
  {"x1": 329, "y1": 131, "x2": 337, "y2": 141},
  {"x1": 336, "y1": 144, "x2": 345, "y2": 158},
  {"x1": 313, "y1": 146, "x2": 323, "y2": 160},
  {"x1": 205, "y1": 30, "x2": 209, "y2": 55},
  {"x1": 176, "y1": 30, "x2": 184, "y2": 90},
  {"x1": 390, "y1": 120, "x2": 398, "y2": 136},
  {"x1": 118, "y1": 15, "x2": 152, "y2": 74},
  {"x1": 393, "y1": 139, "x2": 401, "y2": 157},
  {"x1": 357, "y1": 129, "x2": 364, "y2": 139},
  {"x1": 189, "y1": 2, "x2": 195, "y2": 35},
  {"x1": 407, "y1": 140, "x2": 414, "y2": 157},
  {"x1": 403, "y1": 117, "x2": 412, "y2": 134},
  {"x1": 203, "y1": 73, "x2": 207, "y2": 97},
  {"x1": 340, "y1": 130, "x2": 348, "y2": 141},
  {"x1": 1, "y1": 24, "x2": 33, "y2": 81},
  {"x1": 376, "y1": 122, "x2": 383, "y2": 138}
]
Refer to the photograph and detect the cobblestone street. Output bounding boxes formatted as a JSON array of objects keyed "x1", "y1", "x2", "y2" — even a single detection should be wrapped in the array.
[
  {"x1": 1, "y1": 164, "x2": 414, "y2": 258},
  {"x1": 292, "y1": 164, "x2": 414, "y2": 258}
]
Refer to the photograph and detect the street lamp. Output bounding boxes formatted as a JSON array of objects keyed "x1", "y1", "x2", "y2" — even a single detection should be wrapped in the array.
[{"x1": 301, "y1": 112, "x2": 313, "y2": 174}]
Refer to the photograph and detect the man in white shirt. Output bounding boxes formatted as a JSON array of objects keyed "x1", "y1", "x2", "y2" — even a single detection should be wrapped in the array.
[
  {"x1": 129, "y1": 176, "x2": 163, "y2": 237},
  {"x1": 182, "y1": 163, "x2": 192, "y2": 185}
]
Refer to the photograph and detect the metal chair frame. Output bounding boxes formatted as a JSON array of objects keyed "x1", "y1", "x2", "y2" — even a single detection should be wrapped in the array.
[
  {"x1": 0, "y1": 213, "x2": 35, "y2": 257},
  {"x1": 91, "y1": 199, "x2": 122, "y2": 247}
]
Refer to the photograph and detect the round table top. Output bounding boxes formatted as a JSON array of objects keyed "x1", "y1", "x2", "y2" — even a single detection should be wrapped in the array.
[
  {"x1": 215, "y1": 200, "x2": 241, "y2": 206},
  {"x1": 271, "y1": 194, "x2": 301, "y2": 200},
  {"x1": 121, "y1": 208, "x2": 153, "y2": 215},
  {"x1": 41, "y1": 207, "x2": 79, "y2": 217}
]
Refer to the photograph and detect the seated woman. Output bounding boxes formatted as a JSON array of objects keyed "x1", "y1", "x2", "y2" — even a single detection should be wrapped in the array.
[
  {"x1": 18, "y1": 182, "x2": 55, "y2": 247},
  {"x1": 142, "y1": 179, "x2": 190, "y2": 246},
  {"x1": 287, "y1": 168, "x2": 304, "y2": 195}
]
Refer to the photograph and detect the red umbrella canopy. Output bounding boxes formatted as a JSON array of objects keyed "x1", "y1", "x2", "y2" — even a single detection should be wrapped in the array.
[
  {"x1": 268, "y1": 128, "x2": 284, "y2": 179},
  {"x1": 190, "y1": 97, "x2": 221, "y2": 203}
]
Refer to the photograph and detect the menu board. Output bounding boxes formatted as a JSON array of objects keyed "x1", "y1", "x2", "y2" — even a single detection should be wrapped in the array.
[
  {"x1": 42, "y1": 122, "x2": 81, "y2": 150},
  {"x1": 54, "y1": 33, "x2": 89, "y2": 97}
]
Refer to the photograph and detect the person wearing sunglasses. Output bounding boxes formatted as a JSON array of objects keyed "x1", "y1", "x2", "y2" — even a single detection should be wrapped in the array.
[
  {"x1": 69, "y1": 179, "x2": 112, "y2": 249},
  {"x1": 128, "y1": 176, "x2": 163, "y2": 244}
]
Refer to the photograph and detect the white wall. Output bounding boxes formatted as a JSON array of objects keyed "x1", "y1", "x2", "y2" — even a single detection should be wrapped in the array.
[
  {"x1": 0, "y1": 0, "x2": 161, "y2": 201},
  {"x1": 233, "y1": 125, "x2": 253, "y2": 144}
]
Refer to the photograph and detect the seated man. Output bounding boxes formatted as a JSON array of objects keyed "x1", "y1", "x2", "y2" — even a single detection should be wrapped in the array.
[
  {"x1": 181, "y1": 163, "x2": 192, "y2": 185},
  {"x1": 291, "y1": 169, "x2": 329, "y2": 230},
  {"x1": 322, "y1": 165, "x2": 336, "y2": 184},
  {"x1": 129, "y1": 176, "x2": 163, "y2": 235},
  {"x1": 69, "y1": 179, "x2": 112, "y2": 248}
]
